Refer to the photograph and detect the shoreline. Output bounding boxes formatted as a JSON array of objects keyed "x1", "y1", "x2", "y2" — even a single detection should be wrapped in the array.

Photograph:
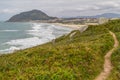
[
  {"x1": 0, "y1": 23, "x2": 88, "y2": 54},
  {"x1": 52, "y1": 23, "x2": 88, "y2": 30},
  {"x1": 52, "y1": 23, "x2": 88, "y2": 33}
]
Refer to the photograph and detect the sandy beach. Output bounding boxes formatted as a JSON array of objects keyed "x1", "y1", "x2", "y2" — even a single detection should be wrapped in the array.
[
  {"x1": 52, "y1": 23, "x2": 89, "y2": 33},
  {"x1": 52, "y1": 23, "x2": 88, "y2": 30}
]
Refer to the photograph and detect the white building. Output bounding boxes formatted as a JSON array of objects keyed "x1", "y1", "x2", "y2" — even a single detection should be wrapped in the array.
[{"x1": 98, "y1": 17, "x2": 109, "y2": 24}]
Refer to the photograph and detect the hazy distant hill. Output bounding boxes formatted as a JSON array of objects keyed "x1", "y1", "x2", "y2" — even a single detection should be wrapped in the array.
[
  {"x1": 7, "y1": 10, "x2": 57, "y2": 22},
  {"x1": 75, "y1": 13, "x2": 120, "y2": 18}
]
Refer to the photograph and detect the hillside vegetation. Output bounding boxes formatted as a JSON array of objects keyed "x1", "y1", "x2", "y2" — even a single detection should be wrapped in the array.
[
  {"x1": 0, "y1": 20, "x2": 120, "y2": 80},
  {"x1": 104, "y1": 20, "x2": 120, "y2": 80},
  {"x1": 7, "y1": 10, "x2": 56, "y2": 22}
]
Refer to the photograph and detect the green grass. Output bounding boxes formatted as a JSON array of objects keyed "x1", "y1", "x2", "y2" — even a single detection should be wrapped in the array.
[
  {"x1": 0, "y1": 20, "x2": 120, "y2": 80},
  {"x1": 104, "y1": 20, "x2": 120, "y2": 80},
  {"x1": 107, "y1": 32, "x2": 120, "y2": 80}
]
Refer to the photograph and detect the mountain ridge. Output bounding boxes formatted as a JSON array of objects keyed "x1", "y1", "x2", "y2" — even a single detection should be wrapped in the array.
[{"x1": 75, "y1": 13, "x2": 120, "y2": 18}]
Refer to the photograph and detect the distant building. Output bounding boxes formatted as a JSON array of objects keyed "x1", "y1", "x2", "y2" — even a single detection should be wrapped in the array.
[{"x1": 98, "y1": 17, "x2": 109, "y2": 24}]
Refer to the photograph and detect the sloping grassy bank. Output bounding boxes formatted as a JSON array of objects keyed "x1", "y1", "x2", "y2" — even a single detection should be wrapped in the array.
[
  {"x1": 104, "y1": 20, "x2": 120, "y2": 80},
  {"x1": 107, "y1": 33, "x2": 120, "y2": 80},
  {"x1": 0, "y1": 20, "x2": 120, "y2": 80}
]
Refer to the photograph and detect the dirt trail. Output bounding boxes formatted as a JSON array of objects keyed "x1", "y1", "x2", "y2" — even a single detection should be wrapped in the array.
[{"x1": 94, "y1": 31, "x2": 119, "y2": 80}]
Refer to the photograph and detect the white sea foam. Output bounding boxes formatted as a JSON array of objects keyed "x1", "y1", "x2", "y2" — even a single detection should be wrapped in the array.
[
  {"x1": 1, "y1": 23, "x2": 72, "y2": 53},
  {"x1": 0, "y1": 30, "x2": 19, "y2": 32},
  {"x1": 27, "y1": 23, "x2": 55, "y2": 39},
  {"x1": 0, "y1": 46, "x2": 20, "y2": 53},
  {"x1": 5, "y1": 37, "x2": 50, "y2": 48}
]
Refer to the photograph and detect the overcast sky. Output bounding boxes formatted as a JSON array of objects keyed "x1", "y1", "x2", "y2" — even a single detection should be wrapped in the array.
[{"x1": 0, "y1": 0, "x2": 120, "y2": 21}]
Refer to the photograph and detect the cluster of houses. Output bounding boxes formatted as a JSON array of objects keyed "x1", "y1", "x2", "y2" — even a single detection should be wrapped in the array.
[{"x1": 31, "y1": 17, "x2": 120, "y2": 25}]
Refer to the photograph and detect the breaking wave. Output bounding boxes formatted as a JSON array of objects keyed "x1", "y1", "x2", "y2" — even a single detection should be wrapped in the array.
[{"x1": 0, "y1": 23, "x2": 72, "y2": 53}]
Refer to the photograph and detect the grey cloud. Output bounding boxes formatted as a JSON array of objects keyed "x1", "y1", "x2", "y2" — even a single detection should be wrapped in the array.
[{"x1": 0, "y1": 0, "x2": 120, "y2": 20}]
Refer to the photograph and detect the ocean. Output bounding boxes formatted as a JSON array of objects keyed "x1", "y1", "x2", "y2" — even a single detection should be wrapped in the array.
[{"x1": 0, "y1": 22, "x2": 73, "y2": 53}]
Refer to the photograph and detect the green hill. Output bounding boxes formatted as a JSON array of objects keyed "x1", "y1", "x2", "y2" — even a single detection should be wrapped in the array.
[
  {"x1": 0, "y1": 20, "x2": 120, "y2": 80},
  {"x1": 7, "y1": 10, "x2": 57, "y2": 22}
]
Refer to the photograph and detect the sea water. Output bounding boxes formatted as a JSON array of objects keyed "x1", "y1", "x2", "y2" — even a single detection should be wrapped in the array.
[{"x1": 0, "y1": 22, "x2": 73, "y2": 53}]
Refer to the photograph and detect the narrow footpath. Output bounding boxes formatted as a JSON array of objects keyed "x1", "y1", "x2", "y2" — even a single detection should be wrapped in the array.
[{"x1": 94, "y1": 31, "x2": 119, "y2": 80}]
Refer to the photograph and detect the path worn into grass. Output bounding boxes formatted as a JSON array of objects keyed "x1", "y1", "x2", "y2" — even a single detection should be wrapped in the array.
[{"x1": 94, "y1": 31, "x2": 119, "y2": 80}]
